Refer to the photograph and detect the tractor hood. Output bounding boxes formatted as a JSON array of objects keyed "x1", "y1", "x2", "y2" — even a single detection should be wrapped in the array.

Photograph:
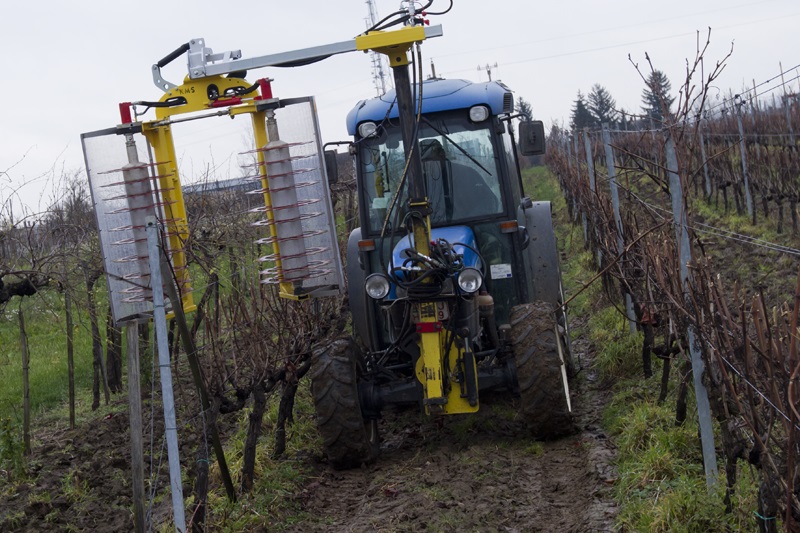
[
  {"x1": 390, "y1": 225, "x2": 481, "y2": 274},
  {"x1": 346, "y1": 78, "x2": 514, "y2": 136}
]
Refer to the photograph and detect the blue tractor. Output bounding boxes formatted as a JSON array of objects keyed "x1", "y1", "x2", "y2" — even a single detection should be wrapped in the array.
[{"x1": 310, "y1": 76, "x2": 575, "y2": 469}]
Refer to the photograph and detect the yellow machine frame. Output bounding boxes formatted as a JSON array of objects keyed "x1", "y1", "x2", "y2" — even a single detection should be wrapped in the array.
[{"x1": 137, "y1": 22, "x2": 473, "y2": 412}]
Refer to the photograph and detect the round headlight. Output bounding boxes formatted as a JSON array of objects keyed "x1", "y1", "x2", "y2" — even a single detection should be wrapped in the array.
[
  {"x1": 358, "y1": 121, "x2": 378, "y2": 138},
  {"x1": 457, "y1": 268, "x2": 483, "y2": 294},
  {"x1": 469, "y1": 105, "x2": 490, "y2": 123},
  {"x1": 365, "y1": 273, "x2": 391, "y2": 300}
]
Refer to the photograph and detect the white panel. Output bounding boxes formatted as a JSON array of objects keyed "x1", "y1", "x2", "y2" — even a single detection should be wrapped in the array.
[
  {"x1": 254, "y1": 98, "x2": 344, "y2": 296},
  {"x1": 82, "y1": 129, "x2": 158, "y2": 324}
]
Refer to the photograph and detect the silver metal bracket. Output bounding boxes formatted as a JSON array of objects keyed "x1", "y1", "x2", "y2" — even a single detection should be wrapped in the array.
[
  {"x1": 152, "y1": 64, "x2": 177, "y2": 92},
  {"x1": 187, "y1": 38, "x2": 242, "y2": 79},
  {"x1": 151, "y1": 37, "x2": 243, "y2": 92}
]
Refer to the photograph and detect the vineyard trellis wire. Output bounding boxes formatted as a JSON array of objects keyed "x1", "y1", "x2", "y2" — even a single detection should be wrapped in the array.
[{"x1": 547, "y1": 63, "x2": 800, "y2": 528}]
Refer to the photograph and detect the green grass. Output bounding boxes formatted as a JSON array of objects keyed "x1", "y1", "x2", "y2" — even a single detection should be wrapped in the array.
[
  {"x1": 0, "y1": 289, "x2": 96, "y2": 424},
  {"x1": 592, "y1": 312, "x2": 762, "y2": 532},
  {"x1": 608, "y1": 379, "x2": 760, "y2": 532},
  {"x1": 204, "y1": 379, "x2": 323, "y2": 531},
  {"x1": 524, "y1": 165, "x2": 563, "y2": 203},
  {"x1": 589, "y1": 307, "x2": 644, "y2": 379}
]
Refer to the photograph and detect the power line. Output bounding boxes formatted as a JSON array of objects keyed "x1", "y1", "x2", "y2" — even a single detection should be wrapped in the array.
[
  {"x1": 433, "y1": 0, "x2": 783, "y2": 61},
  {"x1": 438, "y1": 12, "x2": 800, "y2": 78}
]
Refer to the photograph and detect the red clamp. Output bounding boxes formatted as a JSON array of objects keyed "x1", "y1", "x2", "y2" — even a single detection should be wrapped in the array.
[
  {"x1": 255, "y1": 78, "x2": 274, "y2": 100},
  {"x1": 209, "y1": 97, "x2": 242, "y2": 108},
  {"x1": 119, "y1": 102, "x2": 133, "y2": 124}
]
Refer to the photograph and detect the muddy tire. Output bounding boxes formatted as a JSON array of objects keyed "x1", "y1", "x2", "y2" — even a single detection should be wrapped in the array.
[
  {"x1": 510, "y1": 302, "x2": 575, "y2": 438},
  {"x1": 310, "y1": 337, "x2": 379, "y2": 469}
]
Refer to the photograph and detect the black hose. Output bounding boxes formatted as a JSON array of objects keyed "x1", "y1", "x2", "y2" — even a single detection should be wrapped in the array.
[{"x1": 156, "y1": 43, "x2": 190, "y2": 68}]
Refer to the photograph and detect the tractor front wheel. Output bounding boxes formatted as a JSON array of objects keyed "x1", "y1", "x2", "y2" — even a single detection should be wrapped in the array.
[
  {"x1": 310, "y1": 337, "x2": 379, "y2": 469},
  {"x1": 510, "y1": 302, "x2": 575, "y2": 438}
]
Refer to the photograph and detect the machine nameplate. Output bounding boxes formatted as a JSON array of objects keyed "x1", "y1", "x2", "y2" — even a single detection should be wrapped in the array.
[{"x1": 412, "y1": 302, "x2": 449, "y2": 323}]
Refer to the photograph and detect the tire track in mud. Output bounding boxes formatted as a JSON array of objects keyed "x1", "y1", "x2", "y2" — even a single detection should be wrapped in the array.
[{"x1": 290, "y1": 338, "x2": 618, "y2": 533}]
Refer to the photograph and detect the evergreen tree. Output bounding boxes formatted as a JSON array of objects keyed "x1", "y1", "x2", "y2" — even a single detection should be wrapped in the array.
[
  {"x1": 517, "y1": 97, "x2": 533, "y2": 122},
  {"x1": 587, "y1": 84, "x2": 618, "y2": 126},
  {"x1": 641, "y1": 70, "x2": 675, "y2": 122},
  {"x1": 570, "y1": 91, "x2": 595, "y2": 130}
]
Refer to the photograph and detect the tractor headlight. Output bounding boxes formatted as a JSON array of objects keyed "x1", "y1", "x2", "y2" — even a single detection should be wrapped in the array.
[
  {"x1": 365, "y1": 273, "x2": 391, "y2": 300},
  {"x1": 469, "y1": 105, "x2": 490, "y2": 123},
  {"x1": 457, "y1": 268, "x2": 483, "y2": 294},
  {"x1": 358, "y1": 121, "x2": 378, "y2": 138}
]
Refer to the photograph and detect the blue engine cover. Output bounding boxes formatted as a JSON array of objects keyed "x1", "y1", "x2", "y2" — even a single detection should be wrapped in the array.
[
  {"x1": 347, "y1": 78, "x2": 513, "y2": 136},
  {"x1": 389, "y1": 226, "x2": 480, "y2": 285}
]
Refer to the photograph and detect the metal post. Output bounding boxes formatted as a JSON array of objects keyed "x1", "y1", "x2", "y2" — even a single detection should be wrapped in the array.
[
  {"x1": 572, "y1": 133, "x2": 581, "y2": 221},
  {"x1": 158, "y1": 255, "x2": 236, "y2": 502},
  {"x1": 127, "y1": 322, "x2": 146, "y2": 533},
  {"x1": 564, "y1": 135, "x2": 571, "y2": 169},
  {"x1": 785, "y1": 95, "x2": 796, "y2": 147},
  {"x1": 781, "y1": 62, "x2": 796, "y2": 146},
  {"x1": 565, "y1": 135, "x2": 576, "y2": 218},
  {"x1": 583, "y1": 128, "x2": 598, "y2": 264},
  {"x1": 145, "y1": 218, "x2": 186, "y2": 532},
  {"x1": 583, "y1": 128, "x2": 596, "y2": 193},
  {"x1": 601, "y1": 123, "x2": 636, "y2": 334},
  {"x1": 665, "y1": 135, "x2": 718, "y2": 488},
  {"x1": 735, "y1": 106, "x2": 754, "y2": 220},
  {"x1": 698, "y1": 122, "x2": 712, "y2": 202}
]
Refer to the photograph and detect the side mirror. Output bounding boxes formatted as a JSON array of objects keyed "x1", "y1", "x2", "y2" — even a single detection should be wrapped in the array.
[
  {"x1": 518, "y1": 120, "x2": 546, "y2": 156},
  {"x1": 324, "y1": 150, "x2": 339, "y2": 185}
]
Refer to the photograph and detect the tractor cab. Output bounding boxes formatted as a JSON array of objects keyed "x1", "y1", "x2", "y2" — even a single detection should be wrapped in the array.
[
  {"x1": 311, "y1": 77, "x2": 573, "y2": 469},
  {"x1": 346, "y1": 78, "x2": 553, "y2": 348}
]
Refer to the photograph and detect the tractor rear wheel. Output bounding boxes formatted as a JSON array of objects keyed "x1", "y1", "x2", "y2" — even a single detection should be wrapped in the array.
[
  {"x1": 510, "y1": 302, "x2": 575, "y2": 438},
  {"x1": 310, "y1": 337, "x2": 379, "y2": 469}
]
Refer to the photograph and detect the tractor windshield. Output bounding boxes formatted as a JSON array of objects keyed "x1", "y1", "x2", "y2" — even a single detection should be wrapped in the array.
[{"x1": 359, "y1": 111, "x2": 503, "y2": 233}]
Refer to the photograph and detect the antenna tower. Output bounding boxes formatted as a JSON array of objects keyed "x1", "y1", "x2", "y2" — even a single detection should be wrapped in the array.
[
  {"x1": 365, "y1": 0, "x2": 389, "y2": 95},
  {"x1": 478, "y1": 63, "x2": 499, "y2": 82}
]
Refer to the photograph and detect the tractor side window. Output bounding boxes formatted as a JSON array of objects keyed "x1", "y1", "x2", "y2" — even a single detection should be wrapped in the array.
[{"x1": 361, "y1": 132, "x2": 408, "y2": 231}]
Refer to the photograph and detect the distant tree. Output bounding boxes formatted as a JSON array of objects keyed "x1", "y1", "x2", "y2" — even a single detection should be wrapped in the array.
[
  {"x1": 570, "y1": 91, "x2": 595, "y2": 130},
  {"x1": 618, "y1": 108, "x2": 631, "y2": 131},
  {"x1": 517, "y1": 97, "x2": 533, "y2": 121},
  {"x1": 587, "y1": 84, "x2": 618, "y2": 126},
  {"x1": 641, "y1": 70, "x2": 675, "y2": 122}
]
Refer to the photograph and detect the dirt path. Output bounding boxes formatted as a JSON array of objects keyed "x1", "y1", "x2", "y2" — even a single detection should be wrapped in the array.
[
  {"x1": 0, "y1": 332, "x2": 617, "y2": 532},
  {"x1": 290, "y1": 340, "x2": 618, "y2": 533}
]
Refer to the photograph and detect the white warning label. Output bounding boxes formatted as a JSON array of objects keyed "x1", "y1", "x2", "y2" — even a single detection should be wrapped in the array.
[{"x1": 490, "y1": 263, "x2": 512, "y2": 279}]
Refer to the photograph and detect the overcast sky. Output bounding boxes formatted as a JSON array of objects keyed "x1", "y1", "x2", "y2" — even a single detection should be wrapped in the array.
[{"x1": 1, "y1": 0, "x2": 798, "y2": 214}]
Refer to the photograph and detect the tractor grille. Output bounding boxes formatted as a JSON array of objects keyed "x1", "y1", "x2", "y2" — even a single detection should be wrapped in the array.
[{"x1": 503, "y1": 93, "x2": 514, "y2": 114}]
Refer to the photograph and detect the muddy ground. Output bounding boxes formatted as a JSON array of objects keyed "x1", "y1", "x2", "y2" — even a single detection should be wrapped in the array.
[
  {"x1": 288, "y1": 337, "x2": 618, "y2": 532},
  {"x1": 0, "y1": 335, "x2": 617, "y2": 533}
]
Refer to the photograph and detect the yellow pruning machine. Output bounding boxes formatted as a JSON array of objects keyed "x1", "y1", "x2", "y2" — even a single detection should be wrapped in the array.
[{"x1": 83, "y1": 1, "x2": 574, "y2": 472}]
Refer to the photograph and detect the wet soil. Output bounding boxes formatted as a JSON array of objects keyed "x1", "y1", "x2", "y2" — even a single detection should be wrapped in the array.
[
  {"x1": 0, "y1": 338, "x2": 618, "y2": 533},
  {"x1": 0, "y1": 407, "x2": 139, "y2": 532},
  {"x1": 287, "y1": 338, "x2": 618, "y2": 533}
]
